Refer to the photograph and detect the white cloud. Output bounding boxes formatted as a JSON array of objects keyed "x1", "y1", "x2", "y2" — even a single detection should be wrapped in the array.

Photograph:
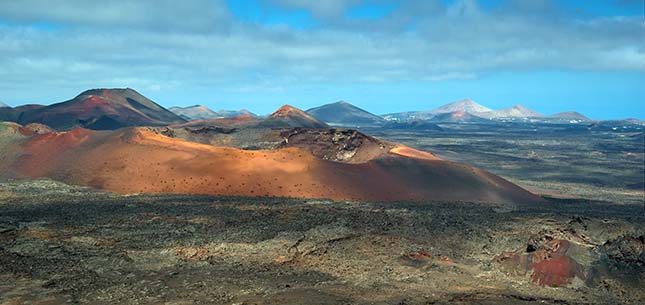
[
  {"x1": 0, "y1": 0, "x2": 642, "y2": 104},
  {"x1": 0, "y1": 0, "x2": 231, "y2": 32}
]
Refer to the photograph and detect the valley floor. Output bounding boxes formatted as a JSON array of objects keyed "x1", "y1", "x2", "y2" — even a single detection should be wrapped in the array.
[
  {"x1": 365, "y1": 124, "x2": 645, "y2": 205},
  {"x1": 0, "y1": 179, "x2": 643, "y2": 305}
]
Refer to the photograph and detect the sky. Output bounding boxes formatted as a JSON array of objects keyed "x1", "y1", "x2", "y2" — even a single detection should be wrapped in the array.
[{"x1": 0, "y1": 0, "x2": 643, "y2": 119}]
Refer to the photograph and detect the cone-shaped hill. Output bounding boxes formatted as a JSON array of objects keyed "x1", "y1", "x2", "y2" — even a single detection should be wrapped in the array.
[
  {"x1": 306, "y1": 101, "x2": 386, "y2": 127},
  {"x1": 8, "y1": 88, "x2": 185, "y2": 130},
  {"x1": 0, "y1": 121, "x2": 544, "y2": 205}
]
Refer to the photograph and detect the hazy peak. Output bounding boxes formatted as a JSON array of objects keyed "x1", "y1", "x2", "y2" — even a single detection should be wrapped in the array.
[{"x1": 431, "y1": 98, "x2": 493, "y2": 114}]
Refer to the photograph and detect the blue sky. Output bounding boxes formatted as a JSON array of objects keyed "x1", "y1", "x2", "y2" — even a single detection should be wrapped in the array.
[{"x1": 0, "y1": 0, "x2": 643, "y2": 119}]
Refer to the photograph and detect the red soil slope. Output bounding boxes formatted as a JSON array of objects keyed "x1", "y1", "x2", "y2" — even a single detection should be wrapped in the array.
[
  {"x1": 260, "y1": 105, "x2": 329, "y2": 128},
  {"x1": 0, "y1": 126, "x2": 543, "y2": 204}
]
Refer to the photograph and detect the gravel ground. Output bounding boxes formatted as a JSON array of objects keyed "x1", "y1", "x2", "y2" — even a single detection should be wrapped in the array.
[{"x1": 0, "y1": 179, "x2": 643, "y2": 304}]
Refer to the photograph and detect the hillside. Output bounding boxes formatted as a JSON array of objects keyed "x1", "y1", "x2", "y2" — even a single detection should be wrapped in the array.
[{"x1": 0, "y1": 122, "x2": 543, "y2": 204}]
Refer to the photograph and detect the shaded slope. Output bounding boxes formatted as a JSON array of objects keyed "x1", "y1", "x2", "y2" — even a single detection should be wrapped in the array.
[
  {"x1": 0, "y1": 125, "x2": 543, "y2": 204},
  {"x1": 306, "y1": 101, "x2": 386, "y2": 126},
  {"x1": 0, "y1": 104, "x2": 45, "y2": 122},
  {"x1": 16, "y1": 88, "x2": 185, "y2": 130}
]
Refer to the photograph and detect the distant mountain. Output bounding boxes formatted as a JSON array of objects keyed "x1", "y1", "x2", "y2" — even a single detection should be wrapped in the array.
[
  {"x1": 382, "y1": 110, "x2": 434, "y2": 122},
  {"x1": 588, "y1": 119, "x2": 645, "y2": 132},
  {"x1": 429, "y1": 110, "x2": 490, "y2": 123},
  {"x1": 487, "y1": 105, "x2": 543, "y2": 118},
  {"x1": 169, "y1": 105, "x2": 218, "y2": 120},
  {"x1": 306, "y1": 101, "x2": 386, "y2": 127},
  {"x1": 215, "y1": 109, "x2": 255, "y2": 118},
  {"x1": 549, "y1": 111, "x2": 590, "y2": 121},
  {"x1": 0, "y1": 101, "x2": 9, "y2": 108},
  {"x1": 0, "y1": 104, "x2": 45, "y2": 122},
  {"x1": 383, "y1": 98, "x2": 493, "y2": 122},
  {"x1": 431, "y1": 98, "x2": 493, "y2": 115},
  {"x1": 621, "y1": 118, "x2": 645, "y2": 126},
  {"x1": 14, "y1": 88, "x2": 185, "y2": 130},
  {"x1": 260, "y1": 105, "x2": 328, "y2": 128},
  {"x1": 169, "y1": 105, "x2": 256, "y2": 121}
]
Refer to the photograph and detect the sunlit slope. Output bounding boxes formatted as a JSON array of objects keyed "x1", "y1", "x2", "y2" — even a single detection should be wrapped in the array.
[{"x1": 0, "y1": 124, "x2": 543, "y2": 204}]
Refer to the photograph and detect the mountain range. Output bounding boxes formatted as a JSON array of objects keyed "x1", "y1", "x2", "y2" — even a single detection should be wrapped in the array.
[
  {"x1": 3, "y1": 88, "x2": 632, "y2": 132},
  {"x1": 0, "y1": 88, "x2": 545, "y2": 204},
  {"x1": 0, "y1": 87, "x2": 623, "y2": 205},
  {"x1": 381, "y1": 99, "x2": 596, "y2": 124}
]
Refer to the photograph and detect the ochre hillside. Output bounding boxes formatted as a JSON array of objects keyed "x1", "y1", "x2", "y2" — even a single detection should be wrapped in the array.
[{"x1": 0, "y1": 122, "x2": 543, "y2": 204}]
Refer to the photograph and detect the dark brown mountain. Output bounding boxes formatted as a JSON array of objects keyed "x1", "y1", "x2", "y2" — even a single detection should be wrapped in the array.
[
  {"x1": 306, "y1": 101, "x2": 386, "y2": 127},
  {"x1": 0, "y1": 104, "x2": 45, "y2": 122},
  {"x1": 13, "y1": 88, "x2": 185, "y2": 130}
]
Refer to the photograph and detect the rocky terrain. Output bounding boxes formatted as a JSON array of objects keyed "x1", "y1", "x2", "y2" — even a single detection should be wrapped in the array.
[
  {"x1": 366, "y1": 122, "x2": 644, "y2": 205},
  {"x1": 0, "y1": 179, "x2": 642, "y2": 305},
  {"x1": 0, "y1": 88, "x2": 642, "y2": 304}
]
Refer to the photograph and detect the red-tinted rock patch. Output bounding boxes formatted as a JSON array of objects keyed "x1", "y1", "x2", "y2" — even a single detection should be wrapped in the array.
[{"x1": 496, "y1": 239, "x2": 586, "y2": 287}]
